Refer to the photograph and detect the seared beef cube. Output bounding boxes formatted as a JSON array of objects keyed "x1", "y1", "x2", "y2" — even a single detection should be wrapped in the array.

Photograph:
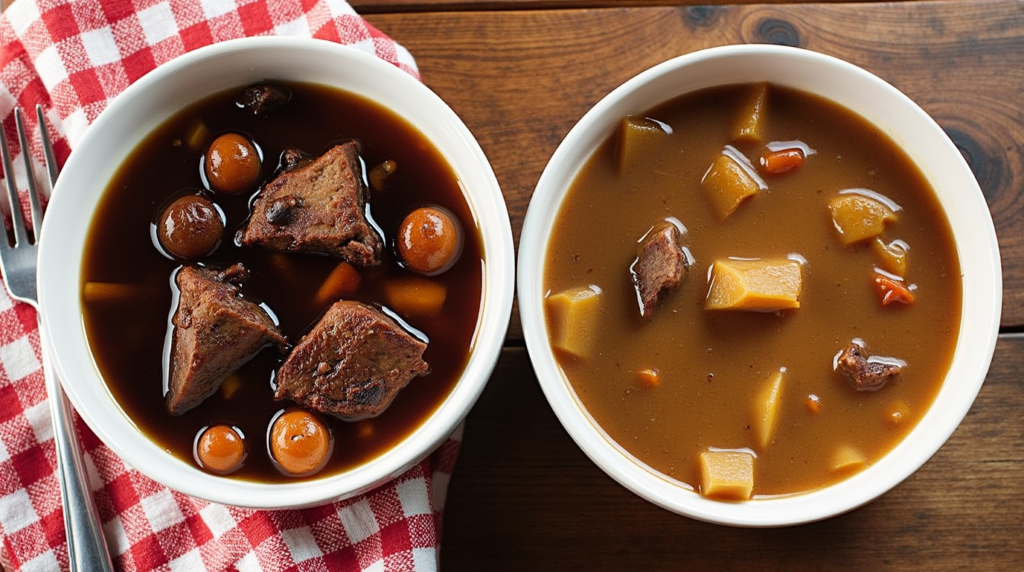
[
  {"x1": 239, "y1": 142, "x2": 383, "y2": 267},
  {"x1": 274, "y1": 300, "x2": 429, "y2": 420},
  {"x1": 167, "y1": 264, "x2": 287, "y2": 414},
  {"x1": 836, "y1": 342, "x2": 905, "y2": 392},
  {"x1": 632, "y1": 223, "x2": 688, "y2": 317},
  {"x1": 237, "y1": 83, "x2": 291, "y2": 116}
]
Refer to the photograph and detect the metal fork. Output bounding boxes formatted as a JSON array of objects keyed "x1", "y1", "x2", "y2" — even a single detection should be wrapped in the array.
[{"x1": 0, "y1": 106, "x2": 114, "y2": 572}]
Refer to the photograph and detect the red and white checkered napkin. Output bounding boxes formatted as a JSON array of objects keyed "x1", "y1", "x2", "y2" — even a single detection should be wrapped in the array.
[{"x1": 0, "y1": 1, "x2": 462, "y2": 571}]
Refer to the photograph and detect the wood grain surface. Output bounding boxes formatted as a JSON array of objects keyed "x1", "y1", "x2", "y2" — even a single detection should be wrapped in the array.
[{"x1": 350, "y1": 0, "x2": 950, "y2": 14}]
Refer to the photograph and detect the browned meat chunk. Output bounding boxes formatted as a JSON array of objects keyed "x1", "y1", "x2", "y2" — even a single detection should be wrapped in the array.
[
  {"x1": 239, "y1": 142, "x2": 383, "y2": 267},
  {"x1": 237, "y1": 83, "x2": 291, "y2": 116},
  {"x1": 836, "y1": 342, "x2": 905, "y2": 392},
  {"x1": 167, "y1": 264, "x2": 287, "y2": 414},
  {"x1": 274, "y1": 300, "x2": 429, "y2": 420},
  {"x1": 632, "y1": 223, "x2": 688, "y2": 317}
]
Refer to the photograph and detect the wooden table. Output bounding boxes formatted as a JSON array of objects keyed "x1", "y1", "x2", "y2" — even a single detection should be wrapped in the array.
[
  {"x1": 1, "y1": 0, "x2": 1019, "y2": 569},
  {"x1": 359, "y1": 1, "x2": 1024, "y2": 569}
]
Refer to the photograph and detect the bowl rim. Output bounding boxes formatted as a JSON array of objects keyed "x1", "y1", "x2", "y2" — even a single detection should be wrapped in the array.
[
  {"x1": 518, "y1": 44, "x2": 1002, "y2": 527},
  {"x1": 38, "y1": 36, "x2": 515, "y2": 509}
]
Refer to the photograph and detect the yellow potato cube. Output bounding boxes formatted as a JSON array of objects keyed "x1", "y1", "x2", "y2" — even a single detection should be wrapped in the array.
[
  {"x1": 829, "y1": 192, "x2": 899, "y2": 246},
  {"x1": 704, "y1": 258, "x2": 802, "y2": 311},
  {"x1": 617, "y1": 115, "x2": 671, "y2": 173},
  {"x1": 830, "y1": 445, "x2": 868, "y2": 474},
  {"x1": 871, "y1": 237, "x2": 909, "y2": 277},
  {"x1": 546, "y1": 286, "x2": 602, "y2": 358},
  {"x1": 733, "y1": 82, "x2": 768, "y2": 143},
  {"x1": 700, "y1": 449, "x2": 754, "y2": 500},
  {"x1": 753, "y1": 368, "x2": 785, "y2": 449},
  {"x1": 701, "y1": 152, "x2": 762, "y2": 220}
]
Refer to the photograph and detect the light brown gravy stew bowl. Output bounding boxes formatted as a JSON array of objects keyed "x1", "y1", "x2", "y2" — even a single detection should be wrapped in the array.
[
  {"x1": 82, "y1": 81, "x2": 482, "y2": 482},
  {"x1": 543, "y1": 83, "x2": 961, "y2": 499}
]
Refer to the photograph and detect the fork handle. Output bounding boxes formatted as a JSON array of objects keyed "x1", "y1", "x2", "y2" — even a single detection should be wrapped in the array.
[{"x1": 42, "y1": 336, "x2": 116, "y2": 572}]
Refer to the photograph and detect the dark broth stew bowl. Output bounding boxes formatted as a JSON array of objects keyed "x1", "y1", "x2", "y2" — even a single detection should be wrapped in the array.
[
  {"x1": 518, "y1": 45, "x2": 1001, "y2": 526},
  {"x1": 37, "y1": 37, "x2": 514, "y2": 509}
]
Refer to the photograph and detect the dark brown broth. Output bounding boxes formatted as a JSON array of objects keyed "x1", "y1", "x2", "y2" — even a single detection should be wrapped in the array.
[
  {"x1": 82, "y1": 82, "x2": 482, "y2": 482},
  {"x1": 544, "y1": 84, "x2": 962, "y2": 497}
]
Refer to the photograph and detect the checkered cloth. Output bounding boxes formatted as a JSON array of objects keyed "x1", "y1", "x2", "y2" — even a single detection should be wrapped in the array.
[{"x1": 0, "y1": 1, "x2": 463, "y2": 571}]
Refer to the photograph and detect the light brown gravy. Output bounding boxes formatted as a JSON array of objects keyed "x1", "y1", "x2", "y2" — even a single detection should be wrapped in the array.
[{"x1": 543, "y1": 84, "x2": 962, "y2": 497}]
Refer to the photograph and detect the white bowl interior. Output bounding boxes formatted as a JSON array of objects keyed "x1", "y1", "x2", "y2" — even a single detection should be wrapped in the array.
[
  {"x1": 518, "y1": 45, "x2": 1001, "y2": 526},
  {"x1": 38, "y1": 37, "x2": 514, "y2": 509}
]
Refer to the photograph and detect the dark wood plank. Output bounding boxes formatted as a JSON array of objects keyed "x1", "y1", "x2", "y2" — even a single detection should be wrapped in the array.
[
  {"x1": 440, "y1": 336, "x2": 1024, "y2": 570},
  {"x1": 366, "y1": 0, "x2": 1024, "y2": 338},
  {"x1": 352, "y1": 0, "x2": 944, "y2": 15}
]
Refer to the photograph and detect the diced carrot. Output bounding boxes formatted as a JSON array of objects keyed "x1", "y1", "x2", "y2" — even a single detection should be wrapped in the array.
[
  {"x1": 886, "y1": 399, "x2": 910, "y2": 426},
  {"x1": 356, "y1": 422, "x2": 375, "y2": 439},
  {"x1": 383, "y1": 276, "x2": 447, "y2": 318},
  {"x1": 873, "y1": 273, "x2": 915, "y2": 306},
  {"x1": 315, "y1": 261, "x2": 362, "y2": 306},
  {"x1": 760, "y1": 148, "x2": 804, "y2": 175},
  {"x1": 83, "y1": 281, "x2": 148, "y2": 304},
  {"x1": 220, "y1": 375, "x2": 242, "y2": 400},
  {"x1": 805, "y1": 393, "x2": 822, "y2": 414},
  {"x1": 636, "y1": 368, "x2": 660, "y2": 388}
]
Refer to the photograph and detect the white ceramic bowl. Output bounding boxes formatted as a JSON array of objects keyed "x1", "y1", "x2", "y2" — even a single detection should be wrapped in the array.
[
  {"x1": 38, "y1": 37, "x2": 514, "y2": 509},
  {"x1": 518, "y1": 45, "x2": 1002, "y2": 527}
]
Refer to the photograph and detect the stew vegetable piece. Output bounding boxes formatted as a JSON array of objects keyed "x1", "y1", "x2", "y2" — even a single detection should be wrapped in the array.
[
  {"x1": 81, "y1": 82, "x2": 484, "y2": 482},
  {"x1": 544, "y1": 83, "x2": 961, "y2": 498}
]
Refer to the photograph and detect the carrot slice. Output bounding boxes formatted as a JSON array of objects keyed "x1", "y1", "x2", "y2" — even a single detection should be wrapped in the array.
[
  {"x1": 636, "y1": 368, "x2": 660, "y2": 388},
  {"x1": 315, "y1": 262, "x2": 362, "y2": 306},
  {"x1": 760, "y1": 148, "x2": 804, "y2": 175},
  {"x1": 873, "y1": 273, "x2": 915, "y2": 305}
]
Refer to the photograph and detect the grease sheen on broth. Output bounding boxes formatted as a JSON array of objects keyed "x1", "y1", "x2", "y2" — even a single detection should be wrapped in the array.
[
  {"x1": 82, "y1": 82, "x2": 483, "y2": 482},
  {"x1": 543, "y1": 84, "x2": 962, "y2": 498}
]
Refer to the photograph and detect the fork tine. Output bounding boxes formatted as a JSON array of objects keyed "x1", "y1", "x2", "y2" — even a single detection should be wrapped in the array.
[
  {"x1": 0, "y1": 111, "x2": 26, "y2": 249},
  {"x1": 15, "y1": 109, "x2": 43, "y2": 242},
  {"x1": 36, "y1": 105, "x2": 58, "y2": 190}
]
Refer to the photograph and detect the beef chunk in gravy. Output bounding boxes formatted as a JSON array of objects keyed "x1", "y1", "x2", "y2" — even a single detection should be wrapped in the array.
[
  {"x1": 632, "y1": 223, "x2": 688, "y2": 317},
  {"x1": 167, "y1": 264, "x2": 288, "y2": 414},
  {"x1": 239, "y1": 141, "x2": 383, "y2": 267},
  {"x1": 274, "y1": 300, "x2": 429, "y2": 419},
  {"x1": 236, "y1": 83, "x2": 291, "y2": 117},
  {"x1": 836, "y1": 342, "x2": 905, "y2": 392}
]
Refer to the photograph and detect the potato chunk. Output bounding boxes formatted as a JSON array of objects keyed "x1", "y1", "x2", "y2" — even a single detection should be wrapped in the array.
[
  {"x1": 871, "y1": 237, "x2": 909, "y2": 276},
  {"x1": 701, "y1": 149, "x2": 763, "y2": 220},
  {"x1": 830, "y1": 445, "x2": 868, "y2": 474},
  {"x1": 828, "y1": 191, "x2": 899, "y2": 246},
  {"x1": 546, "y1": 285, "x2": 602, "y2": 358},
  {"x1": 617, "y1": 115, "x2": 671, "y2": 172},
  {"x1": 700, "y1": 449, "x2": 754, "y2": 500},
  {"x1": 704, "y1": 258, "x2": 802, "y2": 311},
  {"x1": 753, "y1": 368, "x2": 785, "y2": 448},
  {"x1": 733, "y1": 82, "x2": 768, "y2": 144}
]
